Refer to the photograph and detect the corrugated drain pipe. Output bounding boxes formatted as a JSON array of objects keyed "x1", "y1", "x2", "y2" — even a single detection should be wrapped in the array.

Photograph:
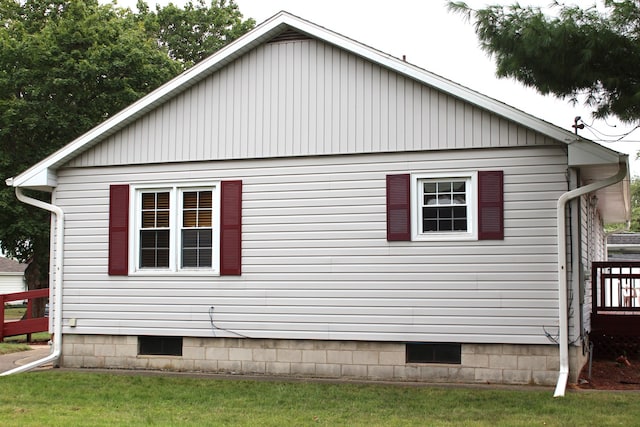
[
  {"x1": 553, "y1": 159, "x2": 627, "y2": 397},
  {"x1": 0, "y1": 187, "x2": 64, "y2": 376}
]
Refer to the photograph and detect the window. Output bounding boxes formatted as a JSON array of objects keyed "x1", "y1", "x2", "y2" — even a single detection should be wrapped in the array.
[
  {"x1": 134, "y1": 185, "x2": 219, "y2": 273},
  {"x1": 386, "y1": 171, "x2": 503, "y2": 242},
  {"x1": 414, "y1": 173, "x2": 475, "y2": 240},
  {"x1": 109, "y1": 181, "x2": 242, "y2": 276},
  {"x1": 181, "y1": 190, "x2": 213, "y2": 268},
  {"x1": 420, "y1": 179, "x2": 469, "y2": 232},
  {"x1": 140, "y1": 191, "x2": 170, "y2": 268}
]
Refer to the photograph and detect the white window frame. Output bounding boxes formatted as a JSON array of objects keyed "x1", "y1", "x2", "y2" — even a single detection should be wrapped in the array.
[
  {"x1": 130, "y1": 182, "x2": 221, "y2": 276},
  {"x1": 411, "y1": 172, "x2": 478, "y2": 241}
]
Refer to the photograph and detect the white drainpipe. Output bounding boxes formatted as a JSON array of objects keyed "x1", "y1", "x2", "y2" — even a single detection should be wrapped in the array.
[
  {"x1": 553, "y1": 159, "x2": 627, "y2": 397},
  {"x1": 0, "y1": 187, "x2": 64, "y2": 376}
]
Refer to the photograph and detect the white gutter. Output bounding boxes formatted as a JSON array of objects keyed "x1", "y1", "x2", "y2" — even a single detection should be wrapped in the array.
[
  {"x1": 0, "y1": 187, "x2": 64, "y2": 376},
  {"x1": 553, "y1": 159, "x2": 628, "y2": 397}
]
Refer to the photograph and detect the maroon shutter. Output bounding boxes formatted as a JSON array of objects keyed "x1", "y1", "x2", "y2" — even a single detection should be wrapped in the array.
[
  {"x1": 386, "y1": 174, "x2": 411, "y2": 241},
  {"x1": 220, "y1": 180, "x2": 242, "y2": 275},
  {"x1": 109, "y1": 184, "x2": 129, "y2": 275},
  {"x1": 478, "y1": 171, "x2": 504, "y2": 240}
]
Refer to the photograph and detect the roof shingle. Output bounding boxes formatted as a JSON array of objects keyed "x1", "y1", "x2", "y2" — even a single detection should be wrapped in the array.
[{"x1": 0, "y1": 256, "x2": 27, "y2": 273}]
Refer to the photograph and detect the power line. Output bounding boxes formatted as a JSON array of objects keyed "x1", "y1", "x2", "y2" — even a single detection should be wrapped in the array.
[{"x1": 579, "y1": 120, "x2": 640, "y2": 142}]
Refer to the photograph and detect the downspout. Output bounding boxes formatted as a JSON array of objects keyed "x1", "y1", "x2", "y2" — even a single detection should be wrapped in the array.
[
  {"x1": 553, "y1": 159, "x2": 627, "y2": 397},
  {"x1": 0, "y1": 187, "x2": 64, "y2": 376}
]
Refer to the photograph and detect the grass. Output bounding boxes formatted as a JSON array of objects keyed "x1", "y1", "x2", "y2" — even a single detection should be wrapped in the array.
[
  {"x1": 3, "y1": 306, "x2": 26, "y2": 321},
  {"x1": 0, "y1": 342, "x2": 31, "y2": 355},
  {"x1": 2, "y1": 332, "x2": 50, "y2": 344},
  {"x1": 0, "y1": 372, "x2": 639, "y2": 426},
  {"x1": 1, "y1": 332, "x2": 48, "y2": 354}
]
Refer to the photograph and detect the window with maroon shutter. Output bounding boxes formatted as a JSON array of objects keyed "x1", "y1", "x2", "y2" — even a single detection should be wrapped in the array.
[
  {"x1": 389, "y1": 171, "x2": 504, "y2": 241},
  {"x1": 110, "y1": 180, "x2": 242, "y2": 275},
  {"x1": 220, "y1": 180, "x2": 242, "y2": 275},
  {"x1": 109, "y1": 184, "x2": 129, "y2": 275},
  {"x1": 386, "y1": 174, "x2": 411, "y2": 241},
  {"x1": 477, "y1": 171, "x2": 504, "y2": 240}
]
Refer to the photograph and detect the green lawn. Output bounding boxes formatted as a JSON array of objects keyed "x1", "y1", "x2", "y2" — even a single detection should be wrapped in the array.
[
  {"x1": 0, "y1": 372, "x2": 638, "y2": 426},
  {"x1": 3, "y1": 306, "x2": 26, "y2": 321},
  {"x1": 0, "y1": 342, "x2": 31, "y2": 355},
  {"x1": 2, "y1": 332, "x2": 51, "y2": 344}
]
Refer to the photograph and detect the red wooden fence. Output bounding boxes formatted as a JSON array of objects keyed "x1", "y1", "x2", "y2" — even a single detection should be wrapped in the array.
[{"x1": 0, "y1": 288, "x2": 49, "y2": 342}]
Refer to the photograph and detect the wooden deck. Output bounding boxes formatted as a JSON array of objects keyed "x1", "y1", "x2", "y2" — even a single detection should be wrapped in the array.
[{"x1": 591, "y1": 262, "x2": 640, "y2": 336}]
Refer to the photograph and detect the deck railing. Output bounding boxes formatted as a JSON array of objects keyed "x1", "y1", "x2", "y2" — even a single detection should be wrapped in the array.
[
  {"x1": 591, "y1": 262, "x2": 640, "y2": 357},
  {"x1": 0, "y1": 288, "x2": 49, "y2": 342},
  {"x1": 592, "y1": 262, "x2": 640, "y2": 313}
]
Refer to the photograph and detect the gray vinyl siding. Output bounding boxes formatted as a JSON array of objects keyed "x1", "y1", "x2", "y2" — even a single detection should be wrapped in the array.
[
  {"x1": 66, "y1": 39, "x2": 555, "y2": 168},
  {"x1": 55, "y1": 146, "x2": 566, "y2": 344}
]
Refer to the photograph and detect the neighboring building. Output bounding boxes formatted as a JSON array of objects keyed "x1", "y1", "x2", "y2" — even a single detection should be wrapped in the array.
[
  {"x1": 0, "y1": 257, "x2": 27, "y2": 304},
  {"x1": 608, "y1": 233, "x2": 640, "y2": 261},
  {"x1": 5, "y1": 12, "x2": 631, "y2": 392}
]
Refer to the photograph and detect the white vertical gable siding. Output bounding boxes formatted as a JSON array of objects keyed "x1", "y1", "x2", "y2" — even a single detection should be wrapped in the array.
[
  {"x1": 66, "y1": 39, "x2": 555, "y2": 168},
  {"x1": 56, "y1": 146, "x2": 566, "y2": 344}
]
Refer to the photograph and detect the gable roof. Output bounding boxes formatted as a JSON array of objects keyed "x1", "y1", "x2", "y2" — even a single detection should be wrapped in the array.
[
  {"x1": 6, "y1": 11, "x2": 628, "y2": 193},
  {"x1": 0, "y1": 256, "x2": 27, "y2": 274},
  {"x1": 608, "y1": 232, "x2": 640, "y2": 261},
  {"x1": 609, "y1": 233, "x2": 640, "y2": 246}
]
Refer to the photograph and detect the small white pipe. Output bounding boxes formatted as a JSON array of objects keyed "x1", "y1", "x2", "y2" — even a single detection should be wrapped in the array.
[
  {"x1": 553, "y1": 159, "x2": 628, "y2": 397},
  {"x1": 0, "y1": 188, "x2": 64, "y2": 376}
]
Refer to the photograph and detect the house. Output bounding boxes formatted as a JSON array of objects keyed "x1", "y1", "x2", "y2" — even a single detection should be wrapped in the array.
[
  {"x1": 607, "y1": 232, "x2": 640, "y2": 261},
  {"x1": 3, "y1": 12, "x2": 630, "y2": 394},
  {"x1": 0, "y1": 256, "x2": 26, "y2": 304}
]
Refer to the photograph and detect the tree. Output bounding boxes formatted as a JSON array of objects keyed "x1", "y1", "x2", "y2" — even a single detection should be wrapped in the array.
[
  {"x1": 448, "y1": 0, "x2": 640, "y2": 123},
  {"x1": 138, "y1": 0, "x2": 255, "y2": 69},
  {"x1": 0, "y1": 0, "x2": 253, "y2": 296},
  {"x1": 630, "y1": 177, "x2": 640, "y2": 231}
]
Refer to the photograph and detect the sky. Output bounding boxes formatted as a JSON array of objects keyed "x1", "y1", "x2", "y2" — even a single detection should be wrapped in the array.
[{"x1": 114, "y1": 0, "x2": 640, "y2": 176}]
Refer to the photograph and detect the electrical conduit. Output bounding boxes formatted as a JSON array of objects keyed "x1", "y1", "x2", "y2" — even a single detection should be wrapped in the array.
[
  {"x1": 0, "y1": 187, "x2": 64, "y2": 376},
  {"x1": 553, "y1": 159, "x2": 627, "y2": 397}
]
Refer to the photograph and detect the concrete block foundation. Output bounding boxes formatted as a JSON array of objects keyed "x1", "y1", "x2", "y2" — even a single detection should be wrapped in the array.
[{"x1": 61, "y1": 335, "x2": 587, "y2": 386}]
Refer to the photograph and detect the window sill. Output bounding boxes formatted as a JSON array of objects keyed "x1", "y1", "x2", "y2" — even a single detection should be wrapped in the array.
[
  {"x1": 411, "y1": 232, "x2": 477, "y2": 242},
  {"x1": 131, "y1": 270, "x2": 220, "y2": 277}
]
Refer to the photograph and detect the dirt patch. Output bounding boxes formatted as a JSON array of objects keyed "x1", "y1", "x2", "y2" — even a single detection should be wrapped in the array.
[{"x1": 577, "y1": 357, "x2": 640, "y2": 390}]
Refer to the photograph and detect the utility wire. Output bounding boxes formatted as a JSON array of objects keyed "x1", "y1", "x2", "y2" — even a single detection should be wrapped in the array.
[
  {"x1": 208, "y1": 306, "x2": 250, "y2": 338},
  {"x1": 580, "y1": 121, "x2": 640, "y2": 142}
]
